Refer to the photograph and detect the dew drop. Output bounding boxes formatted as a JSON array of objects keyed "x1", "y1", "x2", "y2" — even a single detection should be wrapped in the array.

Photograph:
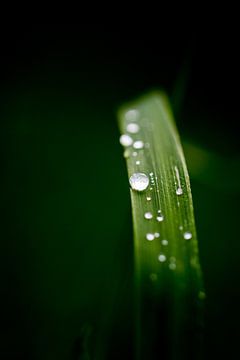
[
  {"x1": 161, "y1": 239, "x2": 168, "y2": 246},
  {"x1": 119, "y1": 134, "x2": 133, "y2": 147},
  {"x1": 154, "y1": 232, "x2": 160, "y2": 238},
  {"x1": 158, "y1": 254, "x2": 166, "y2": 262},
  {"x1": 150, "y1": 187, "x2": 153, "y2": 191},
  {"x1": 176, "y1": 188, "x2": 183, "y2": 196},
  {"x1": 183, "y1": 231, "x2": 192, "y2": 240},
  {"x1": 146, "y1": 233, "x2": 155, "y2": 241},
  {"x1": 149, "y1": 172, "x2": 154, "y2": 176},
  {"x1": 144, "y1": 212, "x2": 153, "y2": 220},
  {"x1": 136, "y1": 160, "x2": 140, "y2": 165},
  {"x1": 169, "y1": 263, "x2": 176, "y2": 270},
  {"x1": 129, "y1": 173, "x2": 149, "y2": 191},
  {"x1": 150, "y1": 273, "x2": 158, "y2": 281},
  {"x1": 126, "y1": 123, "x2": 140, "y2": 133},
  {"x1": 146, "y1": 196, "x2": 151, "y2": 201},
  {"x1": 133, "y1": 140, "x2": 144, "y2": 149},
  {"x1": 156, "y1": 214, "x2": 164, "y2": 222},
  {"x1": 179, "y1": 225, "x2": 183, "y2": 230},
  {"x1": 123, "y1": 149, "x2": 130, "y2": 158},
  {"x1": 125, "y1": 109, "x2": 139, "y2": 121},
  {"x1": 198, "y1": 291, "x2": 206, "y2": 300},
  {"x1": 132, "y1": 151, "x2": 138, "y2": 157}
]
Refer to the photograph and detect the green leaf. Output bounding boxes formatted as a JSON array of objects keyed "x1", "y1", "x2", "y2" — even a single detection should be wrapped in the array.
[{"x1": 118, "y1": 92, "x2": 205, "y2": 360}]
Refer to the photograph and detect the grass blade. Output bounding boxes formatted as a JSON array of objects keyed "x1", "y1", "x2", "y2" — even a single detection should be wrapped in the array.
[{"x1": 118, "y1": 92, "x2": 205, "y2": 360}]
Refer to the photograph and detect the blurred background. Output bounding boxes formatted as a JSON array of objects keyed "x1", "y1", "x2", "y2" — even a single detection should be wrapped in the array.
[{"x1": 0, "y1": 23, "x2": 239, "y2": 359}]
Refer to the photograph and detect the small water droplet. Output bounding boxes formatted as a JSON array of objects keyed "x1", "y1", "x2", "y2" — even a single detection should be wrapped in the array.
[
  {"x1": 179, "y1": 225, "x2": 183, "y2": 230},
  {"x1": 176, "y1": 188, "x2": 183, "y2": 195},
  {"x1": 146, "y1": 233, "x2": 155, "y2": 241},
  {"x1": 161, "y1": 239, "x2": 168, "y2": 246},
  {"x1": 149, "y1": 172, "x2": 154, "y2": 176},
  {"x1": 126, "y1": 123, "x2": 140, "y2": 133},
  {"x1": 158, "y1": 254, "x2": 166, "y2": 262},
  {"x1": 150, "y1": 187, "x2": 153, "y2": 191},
  {"x1": 183, "y1": 231, "x2": 192, "y2": 240},
  {"x1": 150, "y1": 273, "x2": 158, "y2": 281},
  {"x1": 146, "y1": 196, "x2": 151, "y2": 201},
  {"x1": 123, "y1": 149, "x2": 131, "y2": 158},
  {"x1": 154, "y1": 232, "x2": 160, "y2": 238},
  {"x1": 144, "y1": 212, "x2": 153, "y2": 220},
  {"x1": 156, "y1": 214, "x2": 164, "y2": 222},
  {"x1": 125, "y1": 109, "x2": 139, "y2": 121},
  {"x1": 198, "y1": 291, "x2": 206, "y2": 300},
  {"x1": 133, "y1": 140, "x2": 144, "y2": 149},
  {"x1": 129, "y1": 173, "x2": 149, "y2": 191},
  {"x1": 132, "y1": 151, "x2": 138, "y2": 157},
  {"x1": 119, "y1": 134, "x2": 133, "y2": 147},
  {"x1": 169, "y1": 263, "x2": 176, "y2": 270},
  {"x1": 136, "y1": 160, "x2": 140, "y2": 165}
]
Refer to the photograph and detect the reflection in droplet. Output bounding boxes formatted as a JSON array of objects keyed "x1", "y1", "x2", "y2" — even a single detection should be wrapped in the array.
[
  {"x1": 146, "y1": 233, "x2": 155, "y2": 241},
  {"x1": 133, "y1": 140, "x2": 144, "y2": 149},
  {"x1": 129, "y1": 173, "x2": 149, "y2": 191},
  {"x1": 144, "y1": 212, "x2": 153, "y2": 220},
  {"x1": 158, "y1": 254, "x2": 166, "y2": 262},
  {"x1": 183, "y1": 231, "x2": 192, "y2": 240},
  {"x1": 126, "y1": 123, "x2": 140, "y2": 133},
  {"x1": 119, "y1": 134, "x2": 133, "y2": 147}
]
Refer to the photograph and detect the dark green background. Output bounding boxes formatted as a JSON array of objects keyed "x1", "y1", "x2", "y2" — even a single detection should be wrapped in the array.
[{"x1": 1, "y1": 24, "x2": 239, "y2": 359}]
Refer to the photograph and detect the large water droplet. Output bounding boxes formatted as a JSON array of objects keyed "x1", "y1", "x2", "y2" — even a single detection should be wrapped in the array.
[
  {"x1": 133, "y1": 140, "x2": 144, "y2": 149},
  {"x1": 146, "y1": 233, "x2": 155, "y2": 241},
  {"x1": 119, "y1": 134, "x2": 133, "y2": 147},
  {"x1": 125, "y1": 109, "x2": 139, "y2": 121},
  {"x1": 126, "y1": 123, "x2": 140, "y2": 133},
  {"x1": 158, "y1": 254, "x2": 166, "y2": 262},
  {"x1": 129, "y1": 173, "x2": 149, "y2": 191},
  {"x1": 183, "y1": 231, "x2": 192, "y2": 240},
  {"x1": 144, "y1": 212, "x2": 153, "y2": 220}
]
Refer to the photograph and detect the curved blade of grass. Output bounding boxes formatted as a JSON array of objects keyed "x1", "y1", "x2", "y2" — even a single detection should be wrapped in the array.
[{"x1": 118, "y1": 92, "x2": 205, "y2": 360}]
